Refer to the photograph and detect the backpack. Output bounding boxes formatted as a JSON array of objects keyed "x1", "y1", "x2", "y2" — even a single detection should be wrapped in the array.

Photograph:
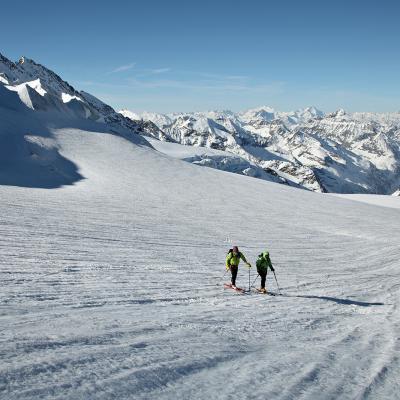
[{"x1": 256, "y1": 254, "x2": 269, "y2": 272}]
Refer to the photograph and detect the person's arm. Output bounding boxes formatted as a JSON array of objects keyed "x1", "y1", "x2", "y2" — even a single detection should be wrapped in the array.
[
  {"x1": 226, "y1": 253, "x2": 232, "y2": 270},
  {"x1": 267, "y1": 254, "x2": 274, "y2": 271},
  {"x1": 240, "y1": 253, "x2": 251, "y2": 267}
]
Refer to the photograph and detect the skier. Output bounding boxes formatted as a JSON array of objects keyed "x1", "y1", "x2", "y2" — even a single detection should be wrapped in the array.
[
  {"x1": 226, "y1": 246, "x2": 251, "y2": 289},
  {"x1": 256, "y1": 250, "x2": 275, "y2": 293}
]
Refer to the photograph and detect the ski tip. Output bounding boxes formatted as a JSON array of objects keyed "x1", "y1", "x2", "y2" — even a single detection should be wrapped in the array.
[
  {"x1": 223, "y1": 283, "x2": 232, "y2": 288},
  {"x1": 223, "y1": 283, "x2": 245, "y2": 292}
]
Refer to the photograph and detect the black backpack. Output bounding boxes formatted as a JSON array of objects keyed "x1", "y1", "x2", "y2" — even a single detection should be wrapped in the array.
[{"x1": 227, "y1": 249, "x2": 241, "y2": 257}]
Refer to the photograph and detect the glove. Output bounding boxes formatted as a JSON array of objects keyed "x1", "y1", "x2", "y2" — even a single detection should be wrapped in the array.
[
  {"x1": 270, "y1": 266, "x2": 275, "y2": 272},
  {"x1": 226, "y1": 265, "x2": 230, "y2": 271}
]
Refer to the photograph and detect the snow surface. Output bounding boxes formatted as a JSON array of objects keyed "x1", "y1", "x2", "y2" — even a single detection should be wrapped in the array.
[
  {"x1": 1, "y1": 118, "x2": 400, "y2": 399},
  {"x1": 120, "y1": 109, "x2": 173, "y2": 128},
  {"x1": 147, "y1": 138, "x2": 285, "y2": 184},
  {"x1": 332, "y1": 194, "x2": 400, "y2": 209},
  {"x1": 61, "y1": 93, "x2": 83, "y2": 103},
  {"x1": 5, "y1": 79, "x2": 47, "y2": 110}
]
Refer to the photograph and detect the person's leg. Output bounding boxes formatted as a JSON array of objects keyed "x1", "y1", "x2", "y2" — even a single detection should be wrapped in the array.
[
  {"x1": 231, "y1": 266, "x2": 238, "y2": 286},
  {"x1": 260, "y1": 271, "x2": 266, "y2": 289}
]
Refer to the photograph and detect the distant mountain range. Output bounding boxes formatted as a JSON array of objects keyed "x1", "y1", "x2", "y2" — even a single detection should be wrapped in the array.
[
  {"x1": 1, "y1": 52, "x2": 399, "y2": 195},
  {"x1": 120, "y1": 107, "x2": 400, "y2": 194}
]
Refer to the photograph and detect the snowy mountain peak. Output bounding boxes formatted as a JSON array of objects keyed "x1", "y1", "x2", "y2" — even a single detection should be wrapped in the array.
[
  {"x1": 0, "y1": 52, "x2": 144, "y2": 137},
  {"x1": 299, "y1": 106, "x2": 324, "y2": 119},
  {"x1": 328, "y1": 108, "x2": 347, "y2": 118},
  {"x1": 119, "y1": 109, "x2": 173, "y2": 128},
  {"x1": 247, "y1": 105, "x2": 275, "y2": 113},
  {"x1": 240, "y1": 106, "x2": 276, "y2": 122}
]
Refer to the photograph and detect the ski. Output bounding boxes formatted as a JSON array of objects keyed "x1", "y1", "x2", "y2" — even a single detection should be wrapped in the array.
[
  {"x1": 224, "y1": 283, "x2": 244, "y2": 292},
  {"x1": 255, "y1": 289, "x2": 276, "y2": 296}
]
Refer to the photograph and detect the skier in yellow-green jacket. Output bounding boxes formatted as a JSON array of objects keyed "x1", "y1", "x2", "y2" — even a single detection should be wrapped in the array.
[{"x1": 226, "y1": 246, "x2": 251, "y2": 288}]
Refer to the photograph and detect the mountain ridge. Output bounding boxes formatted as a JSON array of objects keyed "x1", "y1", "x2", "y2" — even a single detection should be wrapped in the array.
[
  {"x1": 0, "y1": 53, "x2": 144, "y2": 138},
  {"x1": 120, "y1": 106, "x2": 400, "y2": 194}
]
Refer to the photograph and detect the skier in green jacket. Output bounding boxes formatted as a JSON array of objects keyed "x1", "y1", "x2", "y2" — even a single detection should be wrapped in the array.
[
  {"x1": 256, "y1": 250, "x2": 275, "y2": 293},
  {"x1": 226, "y1": 246, "x2": 251, "y2": 288}
]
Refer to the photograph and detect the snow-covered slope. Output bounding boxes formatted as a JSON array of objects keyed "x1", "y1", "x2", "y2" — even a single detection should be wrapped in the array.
[
  {"x1": 332, "y1": 194, "x2": 400, "y2": 209},
  {"x1": 122, "y1": 107, "x2": 400, "y2": 194},
  {"x1": 1, "y1": 107, "x2": 400, "y2": 399},
  {"x1": 0, "y1": 52, "x2": 157, "y2": 189},
  {"x1": 147, "y1": 138, "x2": 287, "y2": 185},
  {"x1": 392, "y1": 189, "x2": 400, "y2": 196}
]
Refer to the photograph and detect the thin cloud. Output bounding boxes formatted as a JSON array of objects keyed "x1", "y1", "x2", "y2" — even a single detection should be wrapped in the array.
[
  {"x1": 199, "y1": 72, "x2": 249, "y2": 81},
  {"x1": 77, "y1": 75, "x2": 286, "y2": 96},
  {"x1": 126, "y1": 77, "x2": 285, "y2": 94},
  {"x1": 133, "y1": 68, "x2": 171, "y2": 78},
  {"x1": 111, "y1": 63, "x2": 136, "y2": 73},
  {"x1": 150, "y1": 68, "x2": 171, "y2": 74}
]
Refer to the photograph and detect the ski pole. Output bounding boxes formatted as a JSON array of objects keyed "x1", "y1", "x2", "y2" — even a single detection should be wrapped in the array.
[
  {"x1": 272, "y1": 270, "x2": 281, "y2": 295},
  {"x1": 250, "y1": 274, "x2": 259, "y2": 288},
  {"x1": 222, "y1": 268, "x2": 228, "y2": 280},
  {"x1": 220, "y1": 265, "x2": 232, "y2": 283},
  {"x1": 248, "y1": 267, "x2": 251, "y2": 292}
]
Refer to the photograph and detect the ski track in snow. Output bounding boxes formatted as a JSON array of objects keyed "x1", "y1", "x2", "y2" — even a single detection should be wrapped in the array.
[{"x1": 0, "y1": 128, "x2": 399, "y2": 399}]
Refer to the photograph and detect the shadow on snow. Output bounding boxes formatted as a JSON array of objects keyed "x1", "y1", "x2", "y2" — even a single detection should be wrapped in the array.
[{"x1": 283, "y1": 293, "x2": 384, "y2": 307}]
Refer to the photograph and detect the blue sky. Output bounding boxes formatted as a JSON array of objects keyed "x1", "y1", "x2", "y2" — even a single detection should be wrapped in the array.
[{"x1": 1, "y1": 0, "x2": 399, "y2": 113}]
